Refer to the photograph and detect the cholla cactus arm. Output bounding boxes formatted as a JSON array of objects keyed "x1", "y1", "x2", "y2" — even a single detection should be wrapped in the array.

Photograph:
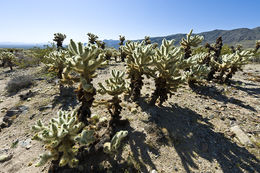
[
  {"x1": 98, "y1": 70, "x2": 126, "y2": 96},
  {"x1": 32, "y1": 110, "x2": 94, "y2": 168},
  {"x1": 43, "y1": 50, "x2": 68, "y2": 79},
  {"x1": 180, "y1": 30, "x2": 204, "y2": 59},
  {"x1": 103, "y1": 130, "x2": 128, "y2": 154},
  {"x1": 182, "y1": 53, "x2": 211, "y2": 86}
]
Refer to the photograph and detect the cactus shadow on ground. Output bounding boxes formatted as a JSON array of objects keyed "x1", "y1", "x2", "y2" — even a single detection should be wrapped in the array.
[
  {"x1": 51, "y1": 86, "x2": 78, "y2": 111},
  {"x1": 137, "y1": 97, "x2": 259, "y2": 173},
  {"x1": 190, "y1": 84, "x2": 257, "y2": 112},
  {"x1": 231, "y1": 83, "x2": 260, "y2": 97}
]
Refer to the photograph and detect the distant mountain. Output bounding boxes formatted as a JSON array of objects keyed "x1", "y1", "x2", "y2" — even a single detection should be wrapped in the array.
[{"x1": 104, "y1": 27, "x2": 260, "y2": 49}]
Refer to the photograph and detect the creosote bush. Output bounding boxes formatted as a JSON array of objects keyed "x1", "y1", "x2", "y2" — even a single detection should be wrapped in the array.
[{"x1": 5, "y1": 75, "x2": 34, "y2": 94}]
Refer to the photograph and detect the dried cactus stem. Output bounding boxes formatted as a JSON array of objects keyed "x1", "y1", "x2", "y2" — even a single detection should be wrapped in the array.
[
  {"x1": 184, "y1": 45, "x2": 192, "y2": 59},
  {"x1": 129, "y1": 72, "x2": 144, "y2": 101},
  {"x1": 150, "y1": 77, "x2": 168, "y2": 106},
  {"x1": 76, "y1": 84, "x2": 96, "y2": 124}
]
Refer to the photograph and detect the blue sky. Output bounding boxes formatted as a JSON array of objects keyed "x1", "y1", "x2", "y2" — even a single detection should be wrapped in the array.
[{"x1": 0, "y1": 0, "x2": 259, "y2": 43}]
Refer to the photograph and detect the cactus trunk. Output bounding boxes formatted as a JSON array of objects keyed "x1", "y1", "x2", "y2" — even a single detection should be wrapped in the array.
[
  {"x1": 129, "y1": 72, "x2": 143, "y2": 101},
  {"x1": 150, "y1": 77, "x2": 168, "y2": 106},
  {"x1": 76, "y1": 84, "x2": 96, "y2": 124}
]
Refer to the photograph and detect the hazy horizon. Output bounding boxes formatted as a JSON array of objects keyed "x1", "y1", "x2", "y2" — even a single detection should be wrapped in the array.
[{"x1": 1, "y1": 0, "x2": 259, "y2": 44}]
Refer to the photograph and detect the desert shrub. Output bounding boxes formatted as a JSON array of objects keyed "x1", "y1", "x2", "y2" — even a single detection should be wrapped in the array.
[{"x1": 5, "y1": 75, "x2": 34, "y2": 94}]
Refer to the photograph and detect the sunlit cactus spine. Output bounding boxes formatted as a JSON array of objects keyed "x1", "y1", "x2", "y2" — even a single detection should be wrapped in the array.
[
  {"x1": 0, "y1": 51, "x2": 15, "y2": 70},
  {"x1": 103, "y1": 130, "x2": 128, "y2": 154},
  {"x1": 31, "y1": 110, "x2": 95, "y2": 168},
  {"x1": 118, "y1": 35, "x2": 126, "y2": 62},
  {"x1": 61, "y1": 39, "x2": 107, "y2": 123},
  {"x1": 150, "y1": 39, "x2": 185, "y2": 106},
  {"x1": 97, "y1": 70, "x2": 127, "y2": 126},
  {"x1": 53, "y1": 33, "x2": 66, "y2": 49},
  {"x1": 87, "y1": 33, "x2": 98, "y2": 44},
  {"x1": 122, "y1": 41, "x2": 154, "y2": 101},
  {"x1": 180, "y1": 29, "x2": 204, "y2": 59}
]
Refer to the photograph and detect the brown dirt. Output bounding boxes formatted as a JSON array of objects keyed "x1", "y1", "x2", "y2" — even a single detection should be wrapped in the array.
[{"x1": 0, "y1": 62, "x2": 259, "y2": 173}]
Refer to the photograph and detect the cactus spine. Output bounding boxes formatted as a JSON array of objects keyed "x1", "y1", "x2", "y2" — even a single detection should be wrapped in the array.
[{"x1": 103, "y1": 130, "x2": 128, "y2": 154}]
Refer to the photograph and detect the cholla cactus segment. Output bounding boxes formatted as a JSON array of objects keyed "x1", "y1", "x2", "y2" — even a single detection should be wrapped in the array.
[
  {"x1": 62, "y1": 39, "x2": 107, "y2": 84},
  {"x1": 32, "y1": 110, "x2": 95, "y2": 168},
  {"x1": 180, "y1": 30, "x2": 204, "y2": 48},
  {"x1": 43, "y1": 50, "x2": 69, "y2": 78},
  {"x1": 181, "y1": 30, "x2": 204, "y2": 59},
  {"x1": 98, "y1": 70, "x2": 126, "y2": 96},
  {"x1": 103, "y1": 130, "x2": 128, "y2": 154},
  {"x1": 183, "y1": 52, "x2": 211, "y2": 84}
]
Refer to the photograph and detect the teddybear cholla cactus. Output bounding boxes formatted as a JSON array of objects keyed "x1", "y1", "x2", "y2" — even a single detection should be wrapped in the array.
[
  {"x1": 44, "y1": 50, "x2": 69, "y2": 79},
  {"x1": 32, "y1": 110, "x2": 95, "y2": 168},
  {"x1": 122, "y1": 41, "x2": 154, "y2": 101},
  {"x1": 183, "y1": 52, "x2": 211, "y2": 87},
  {"x1": 180, "y1": 29, "x2": 204, "y2": 59},
  {"x1": 150, "y1": 39, "x2": 185, "y2": 106},
  {"x1": 98, "y1": 70, "x2": 126, "y2": 125},
  {"x1": 210, "y1": 50, "x2": 253, "y2": 83},
  {"x1": 103, "y1": 130, "x2": 128, "y2": 154},
  {"x1": 0, "y1": 51, "x2": 15, "y2": 70},
  {"x1": 87, "y1": 33, "x2": 99, "y2": 44},
  {"x1": 53, "y1": 33, "x2": 66, "y2": 49},
  {"x1": 62, "y1": 39, "x2": 107, "y2": 123}
]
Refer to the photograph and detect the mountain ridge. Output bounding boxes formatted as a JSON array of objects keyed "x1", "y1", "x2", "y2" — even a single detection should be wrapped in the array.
[{"x1": 104, "y1": 26, "x2": 260, "y2": 49}]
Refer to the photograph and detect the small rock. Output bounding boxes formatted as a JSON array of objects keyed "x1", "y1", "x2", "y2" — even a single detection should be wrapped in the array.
[
  {"x1": 205, "y1": 106, "x2": 211, "y2": 110},
  {"x1": 131, "y1": 108, "x2": 138, "y2": 114},
  {"x1": 208, "y1": 114, "x2": 214, "y2": 120},
  {"x1": 230, "y1": 125, "x2": 253, "y2": 147},
  {"x1": 150, "y1": 170, "x2": 158, "y2": 173},
  {"x1": 38, "y1": 104, "x2": 53, "y2": 111},
  {"x1": 0, "y1": 154, "x2": 13, "y2": 162}
]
